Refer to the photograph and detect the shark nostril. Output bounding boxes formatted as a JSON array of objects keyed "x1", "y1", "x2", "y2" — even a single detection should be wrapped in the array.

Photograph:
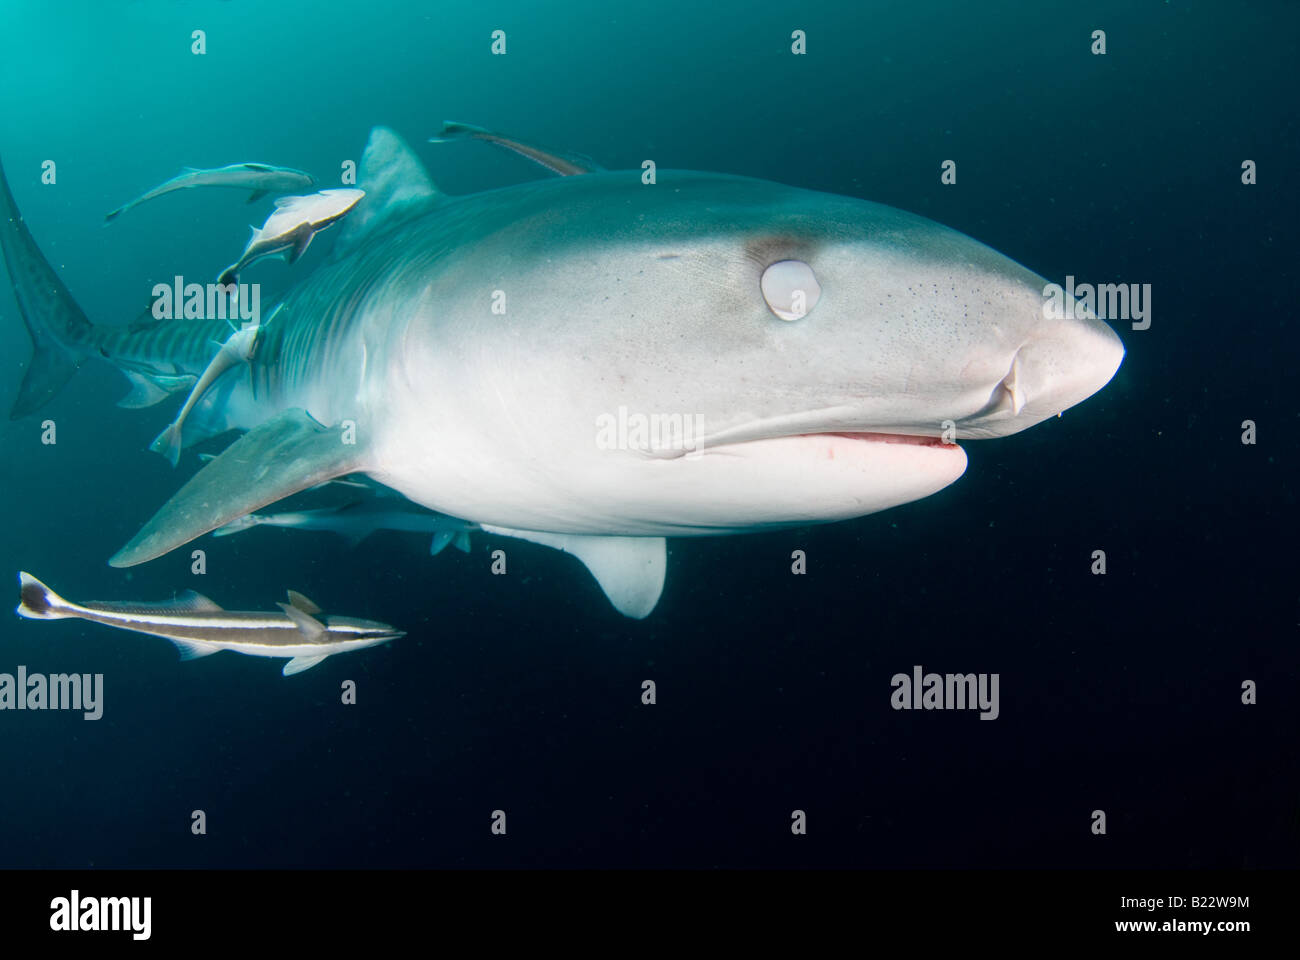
[{"x1": 1000, "y1": 351, "x2": 1026, "y2": 416}]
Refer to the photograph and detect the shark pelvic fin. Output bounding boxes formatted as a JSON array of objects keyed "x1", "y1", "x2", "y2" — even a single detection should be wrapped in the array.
[
  {"x1": 333, "y1": 127, "x2": 439, "y2": 258},
  {"x1": 430, "y1": 530, "x2": 455, "y2": 556},
  {"x1": 481, "y1": 526, "x2": 666, "y2": 619},
  {"x1": 110, "y1": 408, "x2": 368, "y2": 568}
]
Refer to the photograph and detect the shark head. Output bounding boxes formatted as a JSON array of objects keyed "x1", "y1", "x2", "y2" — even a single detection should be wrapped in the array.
[{"x1": 371, "y1": 169, "x2": 1124, "y2": 538}]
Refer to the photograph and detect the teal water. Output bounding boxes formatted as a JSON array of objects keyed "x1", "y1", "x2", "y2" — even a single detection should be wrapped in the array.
[{"x1": 0, "y1": 0, "x2": 1294, "y2": 868}]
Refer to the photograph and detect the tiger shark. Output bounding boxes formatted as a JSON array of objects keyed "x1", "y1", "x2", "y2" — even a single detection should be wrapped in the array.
[{"x1": 0, "y1": 126, "x2": 1124, "y2": 619}]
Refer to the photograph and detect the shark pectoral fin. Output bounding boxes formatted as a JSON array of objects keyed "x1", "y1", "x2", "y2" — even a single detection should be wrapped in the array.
[
  {"x1": 246, "y1": 189, "x2": 267, "y2": 204},
  {"x1": 286, "y1": 590, "x2": 322, "y2": 615},
  {"x1": 453, "y1": 530, "x2": 472, "y2": 553},
  {"x1": 480, "y1": 526, "x2": 666, "y2": 619},
  {"x1": 109, "y1": 408, "x2": 367, "y2": 568},
  {"x1": 429, "y1": 530, "x2": 455, "y2": 556},
  {"x1": 171, "y1": 639, "x2": 220, "y2": 661},
  {"x1": 283, "y1": 654, "x2": 329, "y2": 676}
]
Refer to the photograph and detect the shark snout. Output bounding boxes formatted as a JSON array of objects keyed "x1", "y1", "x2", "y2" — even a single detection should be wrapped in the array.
[
  {"x1": 959, "y1": 312, "x2": 1124, "y2": 438},
  {"x1": 1016, "y1": 313, "x2": 1125, "y2": 422}
]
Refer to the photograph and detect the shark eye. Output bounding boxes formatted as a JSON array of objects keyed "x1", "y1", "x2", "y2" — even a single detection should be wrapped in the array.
[{"x1": 760, "y1": 260, "x2": 821, "y2": 321}]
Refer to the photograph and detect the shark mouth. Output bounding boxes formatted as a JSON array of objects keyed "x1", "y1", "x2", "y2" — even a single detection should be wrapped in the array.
[
  {"x1": 817, "y1": 431, "x2": 960, "y2": 449},
  {"x1": 643, "y1": 425, "x2": 964, "y2": 460}
]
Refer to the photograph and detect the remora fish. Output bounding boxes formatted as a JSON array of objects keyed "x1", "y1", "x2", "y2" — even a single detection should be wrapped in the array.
[
  {"x1": 429, "y1": 121, "x2": 604, "y2": 177},
  {"x1": 15, "y1": 572, "x2": 402, "y2": 676},
  {"x1": 214, "y1": 500, "x2": 476, "y2": 555},
  {"x1": 104, "y1": 163, "x2": 315, "y2": 222},
  {"x1": 217, "y1": 188, "x2": 365, "y2": 286},
  {"x1": 1, "y1": 126, "x2": 1124, "y2": 619},
  {"x1": 150, "y1": 322, "x2": 263, "y2": 466}
]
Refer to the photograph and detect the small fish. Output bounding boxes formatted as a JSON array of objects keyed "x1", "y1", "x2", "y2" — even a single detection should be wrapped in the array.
[
  {"x1": 214, "y1": 500, "x2": 476, "y2": 555},
  {"x1": 150, "y1": 323, "x2": 263, "y2": 466},
  {"x1": 217, "y1": 188, "x2": 364, "y2": 286},
  {"x1": 105, "y1": 163, "x2": 315, "y2": 222},
  {"x1": 429, "y1": 121, "x2": 602, "y2": 177},
  {"x1": 15, "y1": 572, "x2": 402, "y2": 676}
]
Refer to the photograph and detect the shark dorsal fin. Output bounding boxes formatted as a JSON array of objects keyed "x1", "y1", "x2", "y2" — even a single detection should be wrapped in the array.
[
  {"x1": 286, "y1": 590, "x2": 322, "y2": 615},
  {"x1": 333, "y1": 127, "x2": 439, "y2": 258}
]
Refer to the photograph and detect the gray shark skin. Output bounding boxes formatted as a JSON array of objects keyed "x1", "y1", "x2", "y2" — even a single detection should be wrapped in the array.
[{"x1": 1, "y1": 127, "x2": 1124, "y2": 618}]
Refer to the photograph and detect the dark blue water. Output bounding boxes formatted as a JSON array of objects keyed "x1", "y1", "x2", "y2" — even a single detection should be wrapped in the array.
[{"x1": 0, "y1": 0, "x2": 1294, "y2": 868}]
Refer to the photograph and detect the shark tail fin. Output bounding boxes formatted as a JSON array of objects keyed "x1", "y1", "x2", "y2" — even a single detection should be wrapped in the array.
[
  {"x1": 16, "y1": 572, "x2": 73, "y2": 620},
  {"x1": 0, "y1": 157, "x2": 96, "y2": 419}
]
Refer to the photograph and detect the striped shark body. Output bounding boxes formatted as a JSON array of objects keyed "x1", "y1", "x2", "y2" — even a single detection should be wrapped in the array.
[{"x1": 15, "y1": 572, "x2": 402, "y2": 676}]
